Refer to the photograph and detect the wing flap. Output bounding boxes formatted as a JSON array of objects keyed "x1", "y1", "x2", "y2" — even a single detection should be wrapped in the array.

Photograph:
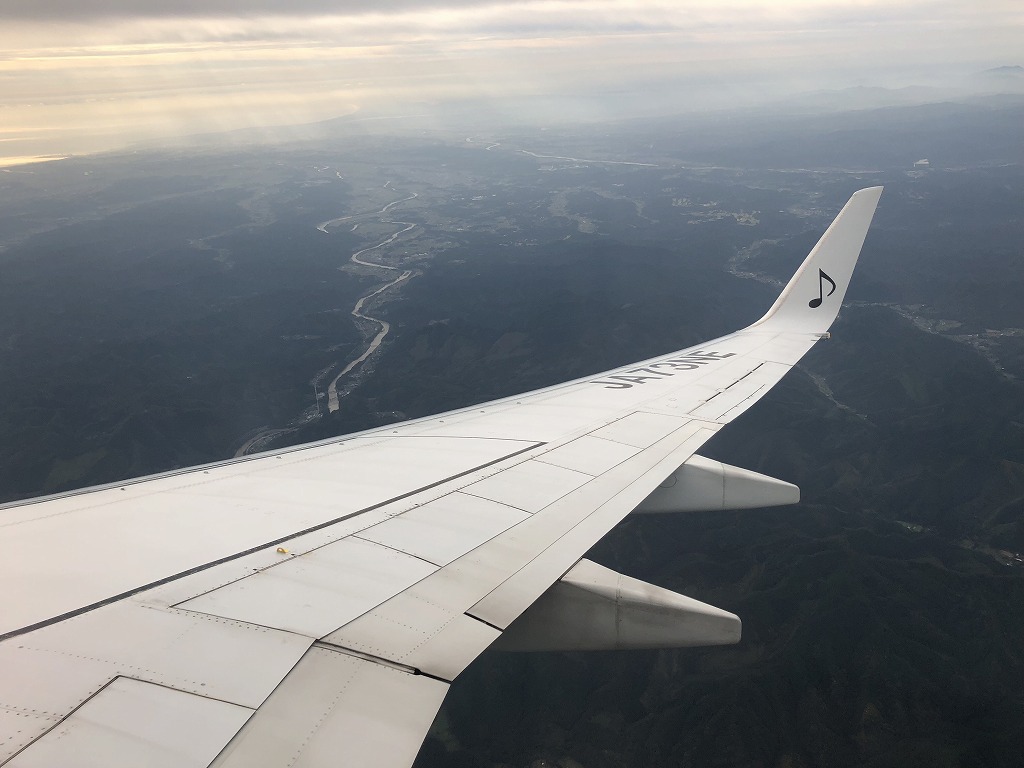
[
  {"x1": 9, "y1": 677, "x2": 252, "y2": 768},
  {"x1": 4, "y1": 600, "x2": 312, "y2": 710},
  {"x1": 211, "y1": 646, "x2": 448, "y2": 768},
  {"x1": 323, "y1": 567, "x2": 505, "y2": 681}
]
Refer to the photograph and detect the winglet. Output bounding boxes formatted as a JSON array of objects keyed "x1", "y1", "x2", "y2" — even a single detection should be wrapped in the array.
[{"x1": 750, "y1": 186, "x2": 882, "y2": 333}]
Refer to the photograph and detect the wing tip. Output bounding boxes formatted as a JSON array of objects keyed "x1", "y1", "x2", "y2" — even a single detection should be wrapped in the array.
[
  {"x1": 851, "y1": 185, "x2": 884, "y2": 206},
  {"x1": 750, "y1": 186, "x2": 883, "y2": 333}
]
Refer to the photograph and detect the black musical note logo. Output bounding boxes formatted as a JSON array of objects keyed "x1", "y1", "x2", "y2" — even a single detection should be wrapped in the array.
[{"x1": 808, "y1": 269, "x2": 836, "y2": 308}]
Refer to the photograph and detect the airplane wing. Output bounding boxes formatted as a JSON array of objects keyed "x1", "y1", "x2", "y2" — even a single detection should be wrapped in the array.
[{"x1": 0, "y1": 187, "x2": 882, "y2": 768}]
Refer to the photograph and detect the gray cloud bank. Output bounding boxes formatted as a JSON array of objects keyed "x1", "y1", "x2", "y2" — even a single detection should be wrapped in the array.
[
  {"x1": 0, "y1": 0, "x2": 499, "y2": 20},
  {"x1": 2, "y1": 0, "x2": 1021, "y2": 167}
]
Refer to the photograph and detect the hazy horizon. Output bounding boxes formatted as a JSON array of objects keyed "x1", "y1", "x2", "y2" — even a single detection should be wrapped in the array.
[{"x1": 1, "y1": 0, "x2": 1022, "y2": 167}]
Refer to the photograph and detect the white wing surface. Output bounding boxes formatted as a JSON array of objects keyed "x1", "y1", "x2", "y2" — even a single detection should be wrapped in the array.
[{"x1": 0, "y1": 187, "x2": 882, "y2": 767}]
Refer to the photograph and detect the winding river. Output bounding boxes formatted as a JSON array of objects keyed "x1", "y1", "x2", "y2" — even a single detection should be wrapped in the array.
[{"x1": 319, "y1": 182, "x2": 419, "y2": 413}]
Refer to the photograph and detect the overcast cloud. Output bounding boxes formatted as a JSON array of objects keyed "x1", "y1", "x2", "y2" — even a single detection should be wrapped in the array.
[
  {"x1": 0, "y1": 0, "x2": 498, "y2": 19},
  {"x1": 1, "y1": 0, "x2": 1021, "y2": 165}
]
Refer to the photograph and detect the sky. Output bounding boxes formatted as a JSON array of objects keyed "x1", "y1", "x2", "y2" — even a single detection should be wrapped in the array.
[{"x1": 0, "y1": 0, "x2": 1021, "y2": 166}]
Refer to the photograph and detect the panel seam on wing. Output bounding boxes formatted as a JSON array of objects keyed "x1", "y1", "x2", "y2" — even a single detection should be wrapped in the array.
[{"x1": 1, "y1": 444, "x2": 545, "y2": 642}]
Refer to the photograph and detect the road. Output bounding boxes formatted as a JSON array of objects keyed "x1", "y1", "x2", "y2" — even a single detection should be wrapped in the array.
[
  {"x1": 466, "y1": 137, "x2": 657, "y2": 166},
  {"x1": 233, "y1": 427, "x2": 297, "y2": 458},
  {"x1": 516, "y1": 149, "x2": 658, "y2": 167}
]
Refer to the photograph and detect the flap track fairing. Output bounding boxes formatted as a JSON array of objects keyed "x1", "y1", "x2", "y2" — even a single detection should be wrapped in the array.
[
  {"x1": 634, "y1": 454, "x2": 799, "y2": 514},
  {"x1": 494, "y1": 559, "x2": 740, "y2": 652}
]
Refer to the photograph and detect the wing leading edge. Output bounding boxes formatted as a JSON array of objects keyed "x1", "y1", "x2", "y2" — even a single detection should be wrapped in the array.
[{"x1": 0, "y1": 188, "x2": 882, "y2": 768}]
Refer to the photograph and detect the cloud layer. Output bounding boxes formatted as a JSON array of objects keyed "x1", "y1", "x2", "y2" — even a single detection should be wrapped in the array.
[{"x1": 1, "y1": 1, "x2": 1021, "y2": 165}]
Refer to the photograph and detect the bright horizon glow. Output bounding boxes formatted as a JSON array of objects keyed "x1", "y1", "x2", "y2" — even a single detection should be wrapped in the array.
[{"x1": 1, "y1": 0, "x2": 1021, "y2": 167}]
